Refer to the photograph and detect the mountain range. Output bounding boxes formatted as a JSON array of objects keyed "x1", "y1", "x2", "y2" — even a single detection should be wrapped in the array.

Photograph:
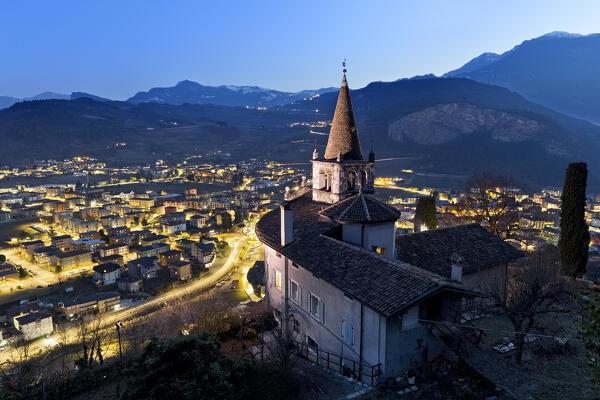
[
  {"x1": 127, "y1": 80, "x2": 337, "y2": 107},
  {"x1": 2, "y1": 31, "x2": 600, "y2": 189},
  {"x1": 1, "y1": 76, "x2": 599, "y2": 189},
  {"x1": 0, "y1": 82, "x2": 337, "y2": 110},
  {"x1": 444, "y1": 31, "x2": 600, "y2": 123}
]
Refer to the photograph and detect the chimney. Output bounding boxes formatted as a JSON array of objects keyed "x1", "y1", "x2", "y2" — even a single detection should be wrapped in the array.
[
  {"x1": 280, "y1": 202, "x2": 293, "y2": 247},
  {"x1": 450, "y1": 253, "x2": 464, "y2": 282}
]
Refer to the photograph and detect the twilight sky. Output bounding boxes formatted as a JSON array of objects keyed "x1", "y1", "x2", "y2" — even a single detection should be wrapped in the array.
[{"x1": 2, "y1": 0, "x2": 599, "y2": 99}]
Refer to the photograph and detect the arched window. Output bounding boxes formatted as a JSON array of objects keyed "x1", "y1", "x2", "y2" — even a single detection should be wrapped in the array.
[
  {"x1": 360, "y1": 170, "x2": 367, "y2": 188},
  {"x1": 347, "y1": 171, "x2": 357, "y2": 191}
]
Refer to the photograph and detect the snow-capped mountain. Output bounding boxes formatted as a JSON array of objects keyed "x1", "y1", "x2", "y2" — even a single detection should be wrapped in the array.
[{"x1": 127, "y1": 80, "x2": 336, "y2": 107}]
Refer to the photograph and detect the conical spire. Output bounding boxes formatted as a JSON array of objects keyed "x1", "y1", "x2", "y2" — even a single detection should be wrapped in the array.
[{"x1": 324, "y1": 71, "x2": 363, "y2": 161}]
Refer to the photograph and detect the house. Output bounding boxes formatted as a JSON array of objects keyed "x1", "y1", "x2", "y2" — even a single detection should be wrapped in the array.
[
  {"x1": 72, "y1": 238, "x2": 106, "y2": 252},
  {"x1": 51, "y1": 235, "x2": 73, "y2": 251},
  {"x1": 256, "y1": 72, "x2": 494, "y2": 383},
  {"x1": 395, "y1": 224, "x2": 523, "y2": 303},
  {"x1": 117, "y1": 276, "x2": 143, "y2": 293},
  {"x1": 34, "y1": 246, "x2": 60, "y2": 266},
  {"x1": 161, "y1": 220, "x2": 187, "y2": 234},
  {"x1": 107, "y1": 226, "x2": 129, "y2": 237},
  {"x1": 14, "y1": 311, "x2": 53, "y2": 340},
  {"x1": 61, "y1": 291, "x2": 120, "y2": 318},
  {"x1": 100, "y1": 215, "x2": 127, "y2": 229},
  {"x1": 169, "y1": 260, "x2": 191, "y2": 281},
  {"x1": 189, "y1": 214, "x2": 209, "y2": 228},
  {"x1": 98, "y1": 243, "x2": 129, "y2": 258},
  {"x1": 136, "y1": 242, "x2": 170, "y2": 258},
  {"x1": 54, "y1": 250, "x2": 92, "y2": 269},
  {"x1": 20, "y1": 240, "x2": 44, "y2": 256},
  {"x1": 141, "y1": 234, "x2": 168, "y2": 246},
  {"x1": 98, "y1": 254, "x2": 125, "y2": 266},
  {"x1": 93, "y1": 263, "x2": 121, "y2": 286},
  {"x1": 0, "y1": 264, "x2": 19, "y2": 282},
  {"x1": 191, "y1": 242, "x2": 215, "y2": 265},
  {"x1": 159, "y1": 249, "x2": 182, "y2": 266},
  {"x1": 129, "y1": 197, "x2": 155, "y2": 209},
  {"x1": 109, "y1": 233, "x2": 133, "y2": 246},
  {"x1": 127, "y1": 256, "x2": 159, "y2": 279}
]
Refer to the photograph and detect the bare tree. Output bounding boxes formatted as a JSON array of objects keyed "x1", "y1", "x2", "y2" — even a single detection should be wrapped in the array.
[
  {"x1": 459, "y1": 173, "x2": 521, "y2": 238},
  {"x1": 475, "y1": 244, "x2": 572, "y2": 364}
]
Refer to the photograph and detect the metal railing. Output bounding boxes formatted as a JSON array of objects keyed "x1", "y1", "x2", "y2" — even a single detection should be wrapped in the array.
[{"x1": 295, "y1": 342, "x2": 382, "y2": 386}]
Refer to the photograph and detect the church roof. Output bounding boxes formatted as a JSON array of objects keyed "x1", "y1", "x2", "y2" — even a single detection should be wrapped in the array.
[
  {"x1": 324, "y1": 73, "x2": 364, "y2": 161},
  {"x1": 395, "y1": 224, "x2": 523, "y2": 278},
  {"x1": 255, "y1": 191, "x2": 460, "y2": 317},
  {"x1": 320, "y1": 191, "x2": 401, "y2": 223}
]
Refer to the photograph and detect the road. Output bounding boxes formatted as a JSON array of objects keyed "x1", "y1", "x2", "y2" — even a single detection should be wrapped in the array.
[{"x1": 0, "y1": 235, "x2": 249, "y2": 362}]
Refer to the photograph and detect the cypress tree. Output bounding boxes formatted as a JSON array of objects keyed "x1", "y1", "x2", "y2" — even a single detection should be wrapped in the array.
[
  {"x1": 559, "y1": 162, "x2": 589, "y2": 278},
  {"x1": 415, "y1": 196, "x2": 438, "y2": 232}
]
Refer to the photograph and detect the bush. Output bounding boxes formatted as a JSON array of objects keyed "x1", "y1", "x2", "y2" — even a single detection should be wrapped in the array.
[{"x1": 120, "y1": 332, "x2": 301, "y2": 400}]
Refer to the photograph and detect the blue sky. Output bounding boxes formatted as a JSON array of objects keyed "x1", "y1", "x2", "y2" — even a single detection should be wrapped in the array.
[{"x1": 1, "y1": 0, "x2": 599, "y2": 99}]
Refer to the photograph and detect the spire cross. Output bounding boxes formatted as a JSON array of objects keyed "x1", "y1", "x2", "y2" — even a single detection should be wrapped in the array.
[{"x1": 342, "y1": 58, "x2": 347, "y2": 74}]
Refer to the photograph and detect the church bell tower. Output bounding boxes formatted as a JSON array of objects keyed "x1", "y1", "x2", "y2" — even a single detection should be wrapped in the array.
[{"x1": 311, "y1": 68, "x2": 375, "y2": 204}]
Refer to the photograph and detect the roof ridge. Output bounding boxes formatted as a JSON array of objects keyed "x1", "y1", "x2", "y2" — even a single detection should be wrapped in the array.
[
  {"x1": 360, "y1": 192, "x2": 371, "y2": 221},
  {"x1": 364, "y1": 194, "x2": 401, "y2": 216}
]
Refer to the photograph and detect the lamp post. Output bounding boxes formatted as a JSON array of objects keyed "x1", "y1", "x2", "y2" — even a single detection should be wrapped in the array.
[
  {"x1": 116, "y1": 321, "x2": 123, "y2": 366},
  {"x1": 116, "y1": 321, "x2": 123, "y2": 397}
]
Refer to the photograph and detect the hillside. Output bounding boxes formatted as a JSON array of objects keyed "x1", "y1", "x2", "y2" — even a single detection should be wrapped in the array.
[
  {"x1": 445, "y1": 32, "x2": 600, "y2": 123},
  {"x1": 1, "y1": 78, "x2": 599, "y2": 189},
  {"x1": 281, "y1": 77, "x2": 600, "y2": 187}
]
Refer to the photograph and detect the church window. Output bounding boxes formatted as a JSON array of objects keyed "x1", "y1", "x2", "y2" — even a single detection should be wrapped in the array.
[{"x1": 348, "y1": 171, "x2": 357, "y2": 191}]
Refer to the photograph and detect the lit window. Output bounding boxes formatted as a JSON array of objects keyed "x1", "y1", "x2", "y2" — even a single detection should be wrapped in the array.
[
  {"x1": 273, "y1": 269, "x2": 282, "y2": 290},
  {"x1": 341, "y1": 320, "x2": 354, "y2": 346},
  {"x1": 372, "y1": 246, "x2": 385, "y2": 255}
]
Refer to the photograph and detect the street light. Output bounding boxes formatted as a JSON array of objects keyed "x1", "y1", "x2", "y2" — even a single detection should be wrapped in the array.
[{"x1": 115, "y1": 321, "x2": 123, "y2": 366}]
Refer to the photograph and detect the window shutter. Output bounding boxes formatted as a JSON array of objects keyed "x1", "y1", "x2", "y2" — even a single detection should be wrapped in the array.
[
  {"x1": 287, "y1": 279, "x2": 291, "y2": 297},
  {"x1": 271, "y1": 269, "x2": 276, "y2": 285},
  {"x1": 299, "y1": 286, "x2": 303, "y2": 308},
  {"x1": 319, "y1": 300, "x2": 324, "y2": 324}
]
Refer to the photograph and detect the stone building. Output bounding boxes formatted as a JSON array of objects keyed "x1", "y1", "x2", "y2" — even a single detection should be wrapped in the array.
[{"x1": 256, "y1": 70, "x2": 515, "y2": 383}]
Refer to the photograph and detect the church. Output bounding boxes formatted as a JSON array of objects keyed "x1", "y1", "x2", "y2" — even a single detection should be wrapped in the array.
[{"x1": 255, "y1": 69, "x2": 517, "y2": 383}]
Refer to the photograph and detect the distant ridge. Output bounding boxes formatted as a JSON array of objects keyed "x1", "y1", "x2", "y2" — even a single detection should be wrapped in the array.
[
  {"x1": 71, "y1": 92, "x2": 111, "y2": 102},
  {"x1": 127, "y1": 80, "x2": 337, "y2": 108}
]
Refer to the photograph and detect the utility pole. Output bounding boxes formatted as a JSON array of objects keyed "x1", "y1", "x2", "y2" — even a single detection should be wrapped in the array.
[{"x1": 116, "y1": 321, "x2": 123, "y2": 397}]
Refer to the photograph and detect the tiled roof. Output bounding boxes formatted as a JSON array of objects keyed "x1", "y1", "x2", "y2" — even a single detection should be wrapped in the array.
[
  {"x1": 395, "y1": 224, "x2": 523, "y2": 278},
  {"x1": 93, "y1": 263, "x2": 120, "y2": 274},
  {"x1": 323, "y1": 73, "x2": 363, "y2": 161},
  {"x1": 320, "y1": 192, "x2": 401, "y2": 223},
  {"x1": 15, "y1": 310, "x2": 52, "y2": 325},
  {"x1": 256, "y1": 191, "x2": 455, "y2": 317}
]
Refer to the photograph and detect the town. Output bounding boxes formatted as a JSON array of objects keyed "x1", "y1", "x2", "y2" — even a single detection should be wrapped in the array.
[{"x1": 2, "y1": 2, "x2": 600, "y2": 398}]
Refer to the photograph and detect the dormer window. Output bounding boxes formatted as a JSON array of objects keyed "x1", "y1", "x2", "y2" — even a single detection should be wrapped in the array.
[{"x1": 372, "y1": 246, "x2": 385, "y2": 255}]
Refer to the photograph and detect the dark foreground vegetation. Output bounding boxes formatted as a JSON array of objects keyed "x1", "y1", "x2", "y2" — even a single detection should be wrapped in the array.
[{"x1": 0, "y1": 331, "x2": 301, "y2": 400}]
